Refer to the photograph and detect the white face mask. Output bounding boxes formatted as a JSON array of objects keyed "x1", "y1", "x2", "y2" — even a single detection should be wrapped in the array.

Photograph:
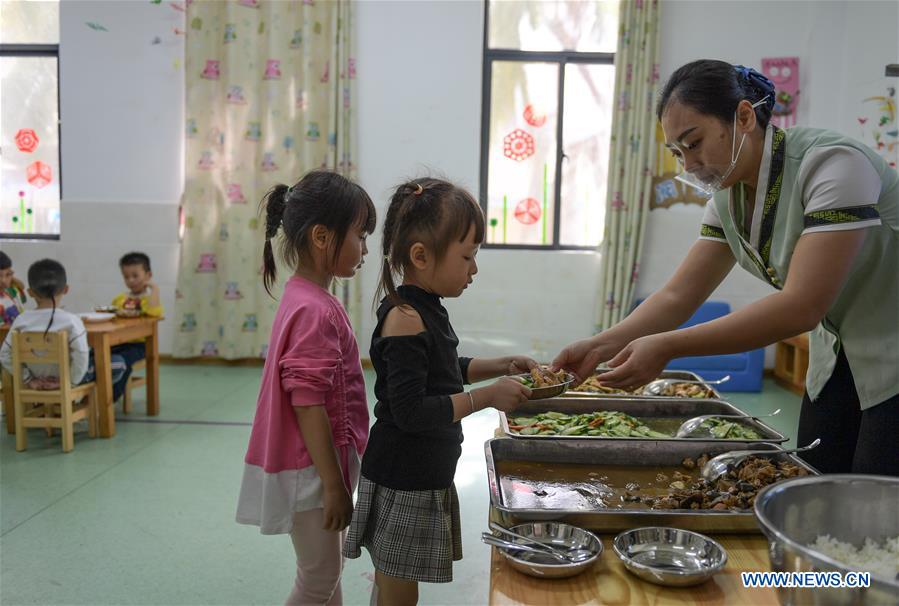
[{"x1": 673, "y1": 96, "x2": 769, "y2": 197}]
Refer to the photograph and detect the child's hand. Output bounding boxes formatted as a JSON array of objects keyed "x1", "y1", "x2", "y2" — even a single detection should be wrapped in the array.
[
  {"x1": 11, "y1": 277, "x2": 26, "y2": 296},
  {"x1": 322, "y1": 484, "x2": 353, "y2": 531},
  {"x1": 506, "y1": 355, "x2": 538, "y2": 375},
  {"x1": 146, "y1": 280, "x2": 158, "y2": 292},
  {"x1": 488, "y1": 376, "x2": 531, "y2": 413}
]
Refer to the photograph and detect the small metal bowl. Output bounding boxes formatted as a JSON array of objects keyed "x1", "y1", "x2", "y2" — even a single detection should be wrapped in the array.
[
  {"x1": 515, "y1": 372, "x2": 576, "y2": 400},
  {"x1": 494, "y1": 522, "x2": 603, "y2": 579},
  {"x1": 613, "y1": 527, "x2": 728, "y2": 587}
]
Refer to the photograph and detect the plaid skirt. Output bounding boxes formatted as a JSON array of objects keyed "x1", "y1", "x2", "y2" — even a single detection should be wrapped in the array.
[{"x1": 343, "y1": 476, "x2": 462, "y2": 583}]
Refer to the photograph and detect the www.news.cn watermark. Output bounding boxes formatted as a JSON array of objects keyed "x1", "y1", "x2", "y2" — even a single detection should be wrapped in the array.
[{"x1": 742, "y1": 571, "x2": 871, "y2": 589}]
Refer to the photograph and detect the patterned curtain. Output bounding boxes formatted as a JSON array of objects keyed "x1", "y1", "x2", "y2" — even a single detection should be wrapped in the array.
[
  {"x1": 173, "y1": 0, "x2": 358, "y2": 359},
  {"x1": 596, "y1": 0, "x2": 661, "y2": 331}
]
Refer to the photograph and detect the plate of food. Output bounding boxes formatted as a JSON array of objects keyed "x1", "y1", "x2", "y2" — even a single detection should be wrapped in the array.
[
  {"x1": 94, "y1": 305, "x2": 117, "y2": 313},
  {"x1": 115, "y1": 308, "x2": 142, "y2": 318},
  {"x1": 80, "y1": 312, "x2": 115, "y2": 323},
  {"x1": 567, "y1": 371, "x2": 719, "y2": 399},
  {"x1": 514, "y1": 366, "x2": 575, "y2": 400}
]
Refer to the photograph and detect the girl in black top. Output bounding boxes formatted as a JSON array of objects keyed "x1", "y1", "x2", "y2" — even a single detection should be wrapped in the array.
[{"x1": 343, "y1": 178, "x2": 533, "y2": 605}]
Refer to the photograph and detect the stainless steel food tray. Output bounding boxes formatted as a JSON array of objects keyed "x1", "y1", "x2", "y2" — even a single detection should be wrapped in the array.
[
  {"x1": 500, "y1": 396, "x2": 787, "y2": 443},
  {"x1": 563, "y1": 370, "x2": 722, "y2": 400},
  {"x1": 485, "y1": 438, "x2": 817, "y2": 534}
]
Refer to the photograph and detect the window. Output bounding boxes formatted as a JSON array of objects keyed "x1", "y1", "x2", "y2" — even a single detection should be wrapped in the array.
[
  {"x1": 1, "y1": 0, "x2": 61, "y2": 240},
  {"x1": 480, "y1": 1, "x2": 618, "y2": 249}
]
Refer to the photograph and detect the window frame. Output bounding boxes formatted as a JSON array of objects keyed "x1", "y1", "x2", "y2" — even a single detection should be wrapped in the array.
[
  {"x1": 0, "y1": 42, "x2": 63, "y2": 241},
  {"x1": 479, "y1": 3, "x2": 614, "y2": 251}
]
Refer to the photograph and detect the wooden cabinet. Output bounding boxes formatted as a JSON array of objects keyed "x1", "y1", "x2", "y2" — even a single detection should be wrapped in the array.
[{"x1": 774, "y1": 333, "x2": 809, "y2": 395}]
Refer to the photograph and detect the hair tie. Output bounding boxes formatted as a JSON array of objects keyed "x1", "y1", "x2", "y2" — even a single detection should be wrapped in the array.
[
  {"x1": 412, "y1": 183, "x2": 423, "y2": 196},
  {"x1": 734, "y1": 65, "x2": 776, "y2": 111}
]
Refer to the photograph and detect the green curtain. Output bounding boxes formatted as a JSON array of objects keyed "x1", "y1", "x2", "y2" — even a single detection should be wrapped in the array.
[
  {"x1": 173, "y1": 0, "x2": 359, "y2": 359},
  {"x1": 597, "y1": 0, "x2": 661, "y2": 331}
]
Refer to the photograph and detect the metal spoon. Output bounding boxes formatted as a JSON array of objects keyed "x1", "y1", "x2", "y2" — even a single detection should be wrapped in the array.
[
  {"x1": 675, "y1": 408, "x2": 782, "y2": 438},
  {"x1": 480, "y1": 533, "x2": 594, "y2": 563},
  {"x1": 642, "y1": 375, "x2": 731, "y2": 396},
  {"x1": 488, "y1": 522, "x2": 591, "y2": 561},
  {"x1": 701, "y1": 438, "x2": 821, "y2": 482}
]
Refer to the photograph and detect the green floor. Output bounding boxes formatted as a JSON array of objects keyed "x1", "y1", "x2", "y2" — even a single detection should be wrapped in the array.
[{"x1": 0, "y1": 365, "x2": 802, "y2": 606}]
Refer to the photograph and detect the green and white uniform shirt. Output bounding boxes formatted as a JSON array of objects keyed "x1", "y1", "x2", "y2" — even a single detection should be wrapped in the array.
[{"x1": 699, "y1": 126, "x2": 899, "y2": 410}]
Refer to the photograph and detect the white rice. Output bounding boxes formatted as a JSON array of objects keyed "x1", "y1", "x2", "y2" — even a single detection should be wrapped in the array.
[{"x1": 810, "y1": 534, "x2": 899, "y2": 580}]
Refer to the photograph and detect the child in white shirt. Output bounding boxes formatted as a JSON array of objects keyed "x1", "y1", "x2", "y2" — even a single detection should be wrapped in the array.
[{"x1": 0, "y1": 259, "x2": 125, "y2": 390}]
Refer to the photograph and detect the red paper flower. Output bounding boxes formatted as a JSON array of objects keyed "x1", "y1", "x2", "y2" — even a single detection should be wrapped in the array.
[
  {"x1": 26, "y1": 161, "x2": 52, "y2": 188},
  {"x1": 523, "y1": 105, "x2": 547, "y2": 128},
  {"x1": 503, "y1": 129, "x2": 535, "y2": 162},
  {"x1": 514, "y1": 198, "x2": 542, "y2": 225},
  {"x1": 15, "y1": 128, "x2": 39, "y2": 153}
]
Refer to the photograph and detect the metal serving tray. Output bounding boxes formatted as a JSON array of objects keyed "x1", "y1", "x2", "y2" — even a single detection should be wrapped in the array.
[
  {"x1": 485, "y1": 438, "x2": 817, "y2": 534},
  {"x1": 563, "y1": 370, "x2": 723, "y2": 400},
  {"x1": 499, "y1": 396, "x2": 787, "y2": 443}
]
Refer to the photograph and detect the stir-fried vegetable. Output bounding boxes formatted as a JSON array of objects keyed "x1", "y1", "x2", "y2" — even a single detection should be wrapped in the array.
[
  {"x1": 508, "y1": 411, "x2": 670, "y2": 438},
  {"x1": 701, "y1": 418, "x2": 762, "y2": 440},
  {"x1": 508, "y1": 411, "x2": 764, "y2": 439},
  {"x1": 571, "y1": 376, "x2": 714, "y2": 398},
  {"x1": 520, "y1": 366, "x2": 569, "y2": 389}
]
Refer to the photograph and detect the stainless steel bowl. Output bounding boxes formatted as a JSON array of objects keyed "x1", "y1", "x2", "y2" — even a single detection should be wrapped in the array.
[
  {"x1": 613, "y1": 527, "x2": 728, "y2": 587},
  {"x1": 493, "y1": 522, "x2": 602, "y2": 579},
  {"x1": 754, "y1": 474, "x2": 899, "y2": 605},
  {"x1": 515, "y1": 372, "x2": 575, "y2": 400}
]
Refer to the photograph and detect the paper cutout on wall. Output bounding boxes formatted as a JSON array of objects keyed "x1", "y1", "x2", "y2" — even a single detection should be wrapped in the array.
[
  {"x1": 503, "y1": 129, "x2": 535, "y2": 162},
  {"x1": 26, "y1": 161, "x2": 52, "y2": 188},
  {"x1": 858, "y1": 85, "x2": 897, "y2": 169},
  {"x1": 14, "y1": 128, "x2": 39, "y2": 153},
  {"x1": 85, "y1": 22, "x2": 109, "y2": 32},
  {"x1": 514, "y1": 198, "x2": 541, "y2": 225},
  {"x1": 523, "y1": 105, "x2": 547, "y2": 127},
  {"x1": 762, "y1": 57, "x2": 800, "y2": 129},
  {"x1": 11, "y1": 190, "x2": 35, "y2": 234}
]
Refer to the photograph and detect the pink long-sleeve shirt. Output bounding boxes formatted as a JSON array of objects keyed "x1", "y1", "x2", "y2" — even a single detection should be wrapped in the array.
[{"x1": 244, "y1": 276, "x2": 369, "y2": 476}]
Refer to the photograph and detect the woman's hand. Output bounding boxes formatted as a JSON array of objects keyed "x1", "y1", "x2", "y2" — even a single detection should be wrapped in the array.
[
  {"x1": 506, "y1": 355, "x2": 538, "y2": 375},
  {"x1": 551, "y1": 334, "x2": 624, "y2": 385},
  {"x1": 597, "y1": 334, "x2": 674, "y2": 390}
]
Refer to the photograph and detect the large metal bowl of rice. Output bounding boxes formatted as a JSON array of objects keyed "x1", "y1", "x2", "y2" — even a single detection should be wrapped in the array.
[{"x1": 754, "y1": 474, "x2": 899, "y2": 605}]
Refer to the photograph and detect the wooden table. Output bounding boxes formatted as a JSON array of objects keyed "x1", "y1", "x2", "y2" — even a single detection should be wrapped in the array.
[
  {"x1": 488, "y1": 524, "x2": 778, "y2": 605},
  {"x1": 1, "y1": 317, "x2": 160, "y2": 438}
]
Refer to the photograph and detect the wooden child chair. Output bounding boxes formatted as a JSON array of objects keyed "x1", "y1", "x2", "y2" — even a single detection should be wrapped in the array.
[
  {"x1": 11, "y1": 331, "x2": 98, "y2": 453},
  {"x1": 122, "y1": 358, "x2": 147, "y2": 414}
]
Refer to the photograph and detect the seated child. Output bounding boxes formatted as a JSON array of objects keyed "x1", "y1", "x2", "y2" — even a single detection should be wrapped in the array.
[
  {"x1": 110, "y1": 252, "x2": 164, "y2": 400},
  {"x1": 0, "y1": 259, "x2": 125, "y2": 390},
  {"x1": 0, "y1": 251, "x2": 27, "y2": 326}
]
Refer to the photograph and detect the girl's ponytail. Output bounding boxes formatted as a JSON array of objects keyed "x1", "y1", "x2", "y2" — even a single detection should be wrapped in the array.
[{"x1": 261, "y1": 184, "x2": 289, "y2": 297}]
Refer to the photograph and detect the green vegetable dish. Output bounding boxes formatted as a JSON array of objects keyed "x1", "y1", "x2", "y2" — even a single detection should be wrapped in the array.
[
  {"x1": 509, "y1": 411, "x2": 670, "y2": 438},
  {"x1": 508, "y1": 410, "x2": 763, "y2": 440}
]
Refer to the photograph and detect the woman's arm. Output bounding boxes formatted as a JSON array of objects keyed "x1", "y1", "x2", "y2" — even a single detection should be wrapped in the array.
[
  {"x1": 600, "y1": 229, "x2": 867, "y2": 387},
  {"x1": 554, "y1": 239, "x2": 735, "y2": 380}
]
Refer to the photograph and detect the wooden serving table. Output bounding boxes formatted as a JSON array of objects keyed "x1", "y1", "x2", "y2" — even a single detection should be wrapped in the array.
[
  {"x1": 487, "y1": 425, "x2": 779, "y2": 605},
  {"x1": 1, "y1": 316, "x2": 161, "y2": 438},
  {"x1": 487, "y1": 520, "x2": 778, "y2": 605}
]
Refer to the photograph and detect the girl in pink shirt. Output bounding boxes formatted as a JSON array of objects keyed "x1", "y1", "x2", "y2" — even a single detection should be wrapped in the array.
[{"x1": 236, "y1": 170, "x2": 376, "y2": 606}]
